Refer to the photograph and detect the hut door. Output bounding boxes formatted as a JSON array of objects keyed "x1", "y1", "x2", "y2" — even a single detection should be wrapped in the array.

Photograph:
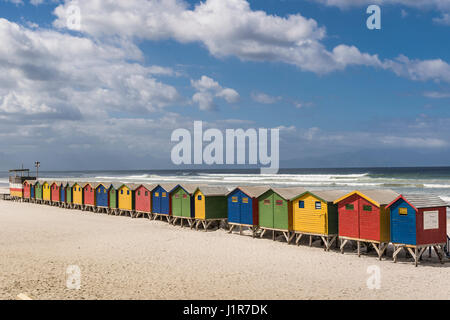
[
  {"x1": 181, "y1": 190, "x2": 191, "y2": 217},
  {"x1": 273, "y1": 194, "x2": 288, "y2": 230},
  {"x1": 359, "y1": 199, "x2": 379, "y2": 241},
  {"x1": 195, "y1": 191, "x2": 206, "y2": 219},
  {"x1": 339, "y1": 194, "x2": 359, "y2": 238},
  {"x1": 240, "y1": 195, "x2": 252, "y2": 226},
  {"x1": 153, "y1": 189, "x2": 161, "y2": 213},
  {"x1": 228, "y1": 192, "x2": 241, "y2": 224},
  {"x1": 259, "y1": 193, "x2": 274, "y2": 228},
  {"x1": 161, "y1": 191, "x2": 169, "y2": 214}
]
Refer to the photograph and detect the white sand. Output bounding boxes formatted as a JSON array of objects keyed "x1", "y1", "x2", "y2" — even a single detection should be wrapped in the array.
[{"x1": 0, "y1": 200, "x2": 449, "y2": 300}]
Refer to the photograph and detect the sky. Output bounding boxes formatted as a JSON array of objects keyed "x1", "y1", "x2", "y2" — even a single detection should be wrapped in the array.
[{"x1": 1, "y1": 0, "x2": 450, "y2": 171}]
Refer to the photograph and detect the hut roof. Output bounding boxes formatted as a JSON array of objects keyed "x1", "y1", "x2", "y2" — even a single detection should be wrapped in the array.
[
  {"x1": 136, "y1": 183, "x2": 158, "y2": 191},
  {"x1": 228, "y1": 185, "x2": 271, "y2": 198},
  {"x1": 157, "y1": 183, "x2": 178, "y2": 192},
  {"x1": 171, "y1": 184, "x2": 204, "y2": 195},
  {"x1": 295, "y1": 190, "x2": 349, "y2": 203},
  {"x1": 386, "y1": 194, "x2": 448, "y2": 210},
  {"x1": 109, "y1": 182, "x2": 123, "y2": 190},
  {"x1": 95, "y1": 182, "x2": 112, "y2": 189},
  {"x1": 334, "y1": 189, "x2": 399, "y2": 206},
  {"x1": 271, "y1": 187, "x2": 307, "y2": 200},
  {"x1": 118, "y1": 183, "x2": 140, "y2": 191},
  {"x1": 25, "y1": 180, "x2": 37, "y2": 186},
  {"x1": 195, "y1": 186, "x2": 230, "y2": 196}
]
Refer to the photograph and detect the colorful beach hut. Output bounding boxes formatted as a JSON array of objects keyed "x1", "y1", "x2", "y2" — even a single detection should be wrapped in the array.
[
  {"x1": 65, "y1": 182, "x2": 75, "y2": 208},
  {"x1": 72, "y1": 182, "x2": 84, "y2": 209},
  {"x1": 29, "y1": 181, "x2": 36, "y2": 202},
  {"x1": 291, "y1": 190, "x2": 347, "y2": 251},
  {"x1": 35, "y1": 181, "x2": 43, "y2": 204},
  {"x1": 59, "y1": 182, "x2": 67, "y2": 207},
  {"x1": 194, "y1": 186, "x2": 230, "y2": 231},
  {"x1": 135, "y1": 184, "x2": 157, "y2": 218},
  {"x1": 118, "y1": 183, "x2": 138, "y2": 216},
  {"x1": 42, "y1": 181, "x2": 51, "y2": 205},
  {"x1": 227, "y1": 186, "x2": 270, "y2": 236},
  {"x1": 170, "y1": 184, "x2": 198, "y2": 227},
  {"x1": 152, "y1": 183, "x2": 177, "y2": 222},
  {"x1": 334, "y1": 189, "x2": 399, "y2": 258},
  {"x1": 95, "y1": 183, "x2": 111, "y2": 213},
  {"x1": 108, "y1": 183, "x2": 121, "y2": 215},
  {"x1": 82, "y1": 182, "x2": 96, "y2": 211},
  {"x1": 386, "y1": 194, "x2": 448, "y2": 266},
  {"x1": 50, "y1": 182, "x2": 61, "y2": 205},
  {"x1": 257, "y1": 187, "x2": 306, "y2": 243}
]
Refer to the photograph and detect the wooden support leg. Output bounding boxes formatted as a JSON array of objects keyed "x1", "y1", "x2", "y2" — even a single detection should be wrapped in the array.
[
  {"x1": 309, "y1": 235, "x2": 313, "y2": 247},
  {"x1": 260, "y1": 229, "x2": 266, "y2": 239},
  {"x1": 272, "y1": 230, "x2": 275, "y2": 241},
  {"x1": 296, "y1": 234, "x2": 303, "y2": 246},
  {"x1": 239, "y1": 225, "x2": 242, "y2": 236},
  {"x1": 228, "y1": 224, "x2": 235, "y2": 234},
  {"x1": 205, "y1": 221, "x2": 212, "y2": 231},
  {"x1": 433, "y1": 246, "x2": 444, "y2": 264},
  {"x1": 357, "y1": 241, "x2": 361, "y2": 257},
  {"x1": 340, "y1": 239, "x2": 348, "y2": 254}
]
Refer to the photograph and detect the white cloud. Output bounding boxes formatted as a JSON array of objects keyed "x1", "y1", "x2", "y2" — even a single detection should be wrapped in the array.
[
  {"x1": 434, "y1": 13, "x2": 450, "y2": 25},
  {"x1": 251, "y1": 92, "x2": 282, "y2": 104},
  {"x1": 424, "y1": 91, "x2": 450, "y2": 98},
  {"x1": 191, "y1": 76, "x2": 239, "y2": 110},
  {"x1": 0, "y1": 18, "x2": 181, "y2": 121}
]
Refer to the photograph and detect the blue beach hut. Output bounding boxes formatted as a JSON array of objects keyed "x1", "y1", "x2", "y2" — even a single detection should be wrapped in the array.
[
  {"x1": 227, "y1": 186, "x2": 269, "y2": 235},
  {"x1": 95, "y1": 183, "x2": 111, "y2": 212},
  {"x1": 152, "y1": 183, "x2": 176, "y2": 221}
]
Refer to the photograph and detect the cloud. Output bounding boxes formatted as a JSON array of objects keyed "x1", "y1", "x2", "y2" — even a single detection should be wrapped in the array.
[
  {"x1": 434, "y1": 13, "x2": 450, "y2": 25},
  {"x1": 191, "y1": 76, "x2": 239, "y2": 110},
  {"x1": 423, "y1": 91, "x2": 450, "y2": 98},
  {"x1": 251, "y1": 92, "x2": 282, "y2": 104},
  {"x1": 310, "y1": 0, "x2": 450, "y2": 11},
  {"x1": 0, "y1": 18, "x2": 181, "y2": 121}
]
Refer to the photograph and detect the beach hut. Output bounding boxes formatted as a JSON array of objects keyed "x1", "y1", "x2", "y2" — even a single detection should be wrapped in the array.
[
  {"x1": 50, "y1": 181, "x2": 61, "y2": 205},
  {"x1": 108, "y1": 183, "x2": 121, "y2": 215},
  {"x1": 152, "y1": 183, "x2": 177, "y2": 222},
  {"x1": 29, "y1": 181, "x2": 36, "y2": 202},
  {"x1": 82, "y1": 182, "x2": 96, "y2": 211},
  {"x1": 34, "y1": 181, "x2": 43, "y2": 204},
  {"x1": 65, "y1": 182, "x2": 75, "y2": 208},
  {"x1": 23, "y1": 180, "x2": 31, "y2": 201},
  {"x1": 291, "y1": 190, "x2": 348, "y2": 251},
  {"x1": 118, "y1": 183, "x2": 138, "y2": 217},
  {"x1": 227, "y1": 186, "x2": 270, "y2": 236},
  {"x1": 334, "y1": 189, "x2": 399, "y2": 258},
  {"x1": 95, "y1": 183, "x2": 111, "y2": 213},
  {"x1": 135, "y1": 184, "x2": 157, "y2": 219},
  {"x1": 257, "y1": 187, "x2": 306, "y2": 243},
  {"x1": 72, "y1": 182, "x2": 84, "y2": 209},
  {"x1": 193, "y1": 186, "x2": 230, "y2": 231},
  {"x1": 385, "y1": 194, "x2": 448, "y2": 266},
  {"x1": 170, "y1": 184, "x2": 198, "y2": 228},
  {"x1": 42, "y1": 181, "x2": 51, "y2": 205},
  {"x1": 59, "y1": 182, "x2": 67, "y2": 207}
]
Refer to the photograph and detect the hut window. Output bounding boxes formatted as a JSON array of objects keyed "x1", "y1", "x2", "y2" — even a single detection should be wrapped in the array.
[
  {"x1": 345, "y1": 204, "x2": 354, "y2": 210},
  {"x1": 175, "y1": 194, "x2": 179, "y2": 199},
  {"x1": 276, "y1": 200, "x2": 283, "y2": 206},
  {"x1": 264, "y1": 199, "x2": 271, "y2": 205},
  {"x1": 315, "y1": 202, "x2": 321, "y2": 210},
  {"x1": 145, "y1": 191, "x2": 148, "y2": 196},
  {"x1": 198, "y1": 195, "x2": 202, "y2": 200},
  {"x1": 242, "y1": 197, "x2": 248, "y2": 204},
  {"x1": 232, "y1": 197, "x2": 238, "y2": 203},
  {"x1": 162, "y1": 192, "x2": 167, "y2": 197},
  {"x1": 155, "y1": 192, "x2": 159, "y2": 197},
  {"x1": 399, "y1": 207, "x2": 408, "y2": 215},
  {"x1": 138, "y1": 191, "x2": 141, "y2": 196},
  {"x1": 183, "y1": 194, "x2": 187, "y2": 199},
  {"x1": 127, "y1": 191, "x2": 130, "y2": 195},
  {"x1": 104, "y1": 190, "x2": 106, "y2": 193},
  {"x1": 363, "y1": 205, "x2": 372, "y2": 212},
  {"x1": 299, "y1": 201, "x2": 304, "y2": 208},
  {"x1": 121, "y1": 190, "x2": 123, "y2": 195}
]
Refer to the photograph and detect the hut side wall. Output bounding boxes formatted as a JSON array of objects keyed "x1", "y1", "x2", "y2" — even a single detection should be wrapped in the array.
[
  {"x1": 205, "y1": 196, "x2": 228, "y2": 220},
  {"x1": 416, "y1": 207, "x2": 447, "y2": 245}
]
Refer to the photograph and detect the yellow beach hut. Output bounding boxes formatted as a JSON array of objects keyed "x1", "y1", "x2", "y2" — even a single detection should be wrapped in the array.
[
  {"x1": 118, "y1": 183, "x2": 138, "y2": 217},
  {"x1": 42, "y1": 181, "x2": 51, "y2": 205},
  {"x1": 72, "y1": 182, "x2": 84, "y2": 209},
  {"x1": 292, "y1": 190, "x2": 347, "y2": 251}
]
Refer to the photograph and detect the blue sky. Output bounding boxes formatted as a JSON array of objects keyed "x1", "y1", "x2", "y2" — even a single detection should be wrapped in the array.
[{"x1": 1, "y1": 0, "x2": 450, "y2": 170}]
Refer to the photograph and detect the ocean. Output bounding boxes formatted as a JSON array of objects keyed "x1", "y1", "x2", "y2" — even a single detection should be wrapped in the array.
[{"x1": 2, "y1": 167, "x2": 450, "y2": 205}]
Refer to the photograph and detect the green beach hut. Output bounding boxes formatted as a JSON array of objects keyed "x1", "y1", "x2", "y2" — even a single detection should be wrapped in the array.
[
  {"x1": 35, "y1": 181, "x2": 43, "y2": 204},
  {"x1": 108, "y1": 183, "x2": 121, "y2": 215},
  {"x1": 170, "y1": 184, "x2": 200, "y2": 227},
  {"x1": 258, "y1": 187, "x2": 306, "y2": 243}
]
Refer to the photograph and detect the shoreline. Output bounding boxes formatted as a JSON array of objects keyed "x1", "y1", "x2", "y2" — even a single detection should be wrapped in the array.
[{"x1": 0, "y1": 200, "x2": 449, "y2": 300}]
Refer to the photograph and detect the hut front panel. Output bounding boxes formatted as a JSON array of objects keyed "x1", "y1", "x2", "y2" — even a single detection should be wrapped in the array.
[
  {"x1": 227, "y1": 190, "x2": 254, "y2": 225},
  {"x1": 152, "y1": 187, "x2": 162, "y2": 213},
  {"x1": 30, "y1": 185, "x2": 35, "y2": 198},
  {"x1": 389, "y1": 199, "x2": 416, "y2": 245},
  {"x1": 327, "y1": 204, "x2": 339, "y2": 235},
  {"x1": 83, "y1": 185, "x2": 95, "y2": 206},
  {"x1": 416, "y1": 207, "x2": 447, "y2": 245},
  {"x1": 171, "y1": 189, "x2": 183, "y2": 217},
  {"x1": 273, "y1": 193, "x2": 289, "y2": 230},
  {"x1": 96, "y1": 185, "x2": 109, "y2": 207},
  {"x1": 227, "y1": 190, "x2": 241, "y2": 224},
  {"x1": 35, "y1": 184, "x2": 43, "y2": 200},
  {"x1": 205, "y1": 196, "x2": 228, "y2": 220},
  {"x1": 43, "y1": 183, "x2": 51, "y2": 201},
  {"x1": 60, "y1": 187, "x2": 66, "y2": 202},
  {"x1": 73, "y1": 185, "x2": 83, "y2": 205},
  {"x1": 338, "y1": 194, "x2": 359, "y2": 238},
  {"x1": 181, "y1": 190, "x2": 192, "y2": 218},
  {"x1": 135, "y1": 186, "x2": 151, "y2": 213},
  {"x1": 66, "y1": 188, "x2": 72, "y2": 203},
  {"x1": 109, "y1": 189, "x2": 117, "y2": 208},
  {"x1": 118, "y1": 186, "x2": 133, "y2": 211},
  {"x1": 194, "y1": 190, "x2": 206, "y2": 219},
  {"x1": 51, "y1": 184, "x2": 60, "y2": 202},
  {"x1": 358, "y1": 197, "x2": 380, "y2": 241},
  {"x1": 258, "y1": 192, "x2": 274, "y2": 228},
  {"x1": 23, "y1": 183, "x2": 31, "y2": 199},
  {"x1": 293, "y1": 194, "x2": 327, "y2": 234}
]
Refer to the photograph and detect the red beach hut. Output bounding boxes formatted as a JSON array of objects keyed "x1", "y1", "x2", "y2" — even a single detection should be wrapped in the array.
[
  {"x1": 51, "y1": 182, "x2": 61, "y2": 204},
  {"x1": 83, "y1": 182, "x2": 96, "y2": 211},
  {"x1": 135, "y1": 184, "x2": 157, "y2": 218}
]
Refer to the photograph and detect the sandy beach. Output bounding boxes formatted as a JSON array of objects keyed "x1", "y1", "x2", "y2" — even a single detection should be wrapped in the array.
[{"x1": 0, "y1": 199, "x2": 449, "y2": 300}]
